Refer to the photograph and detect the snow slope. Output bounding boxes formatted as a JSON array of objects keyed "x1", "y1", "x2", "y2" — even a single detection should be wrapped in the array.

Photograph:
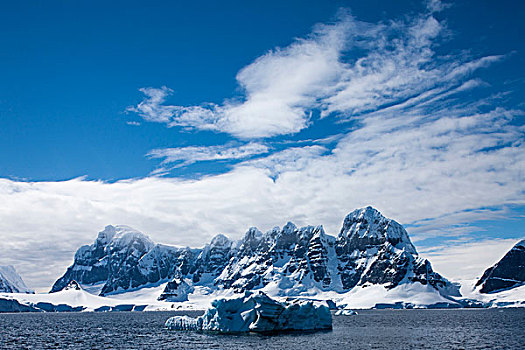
[
  {"x1": 0, "y1": 286, "x2": 173, "y2": 312},
  {"x1": 458, "y1": 279, "x2": 525, "y2": 308}
]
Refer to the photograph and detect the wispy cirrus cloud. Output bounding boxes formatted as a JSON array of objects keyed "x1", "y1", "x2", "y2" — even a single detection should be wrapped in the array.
[
  {"x1": 147, "y1": 142, "x2": 269, "y2": 169},
  {"x1": 243, "y1": 145, "x2": 328, "y2": 177},
  {"x1": 126, "y1": 13, "x2": 349, "y2": 138},
  {"x1": 127, "y1": 4, "x2": 504, "y2": 140}
]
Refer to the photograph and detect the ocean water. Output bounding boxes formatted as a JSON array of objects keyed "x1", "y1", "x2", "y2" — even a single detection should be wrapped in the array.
[{"x1": 1, "y1": 309, "x2": 524, "y2": 350}]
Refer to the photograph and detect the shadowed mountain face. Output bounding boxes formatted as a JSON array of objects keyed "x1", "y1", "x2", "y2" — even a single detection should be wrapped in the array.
[
  {"x1": 475, "y1": 240, "x2": 525, "y2": 294},
  {"x1": 51, "y1": 207, "x2": 459, "y2": 300},
  {"x1": 0, "y1": 265, "x2": 33, "y2": 294}
]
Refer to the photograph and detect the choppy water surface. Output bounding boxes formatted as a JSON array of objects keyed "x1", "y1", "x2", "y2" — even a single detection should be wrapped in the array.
[{"x1": 1, "y1": 309, "x2": 524, "y2": 349}]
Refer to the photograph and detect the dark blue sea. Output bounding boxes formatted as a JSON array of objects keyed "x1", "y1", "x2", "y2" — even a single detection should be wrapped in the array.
[{"x1": 1, "y1": 309, "x2": 524, "y2": 349}]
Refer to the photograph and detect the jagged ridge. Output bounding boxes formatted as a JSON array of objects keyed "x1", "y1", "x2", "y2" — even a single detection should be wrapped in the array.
[{"x1": 51, "y1": 207, "x2": 460, "y2": 301}]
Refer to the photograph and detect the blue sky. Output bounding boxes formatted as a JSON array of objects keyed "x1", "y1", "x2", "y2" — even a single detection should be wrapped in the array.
[
  {"x1": 2, "y1": 0, "x2": 523, "y2": 180},
  {"x1": 0, "y1": 0, "x2": 524, "y2": 290}
]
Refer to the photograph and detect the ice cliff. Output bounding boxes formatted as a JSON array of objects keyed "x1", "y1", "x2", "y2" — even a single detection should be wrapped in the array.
[{"x1": 165, "y1": 291, "x2": 332, "y2": 333}]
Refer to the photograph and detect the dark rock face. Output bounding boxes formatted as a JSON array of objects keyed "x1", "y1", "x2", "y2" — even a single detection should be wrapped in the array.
[
  {"x1": 335, "y1": 207, "x2": 416, "y2": 255},
  {"x1": 335, "y1": 207, "x2": 414, "y2": 290},
  {"x1": 476, "y1": 240, "x2": 525, "y2": 293},
  {"x1": 189, "y1": 234, "x2": 235, "y2": 284},
  {"x1": 334, "y1": 207, "x2": 458, "y2": 296},
  {"x1": 52, "y1": 207, "x2": 459, "y2": 300}
]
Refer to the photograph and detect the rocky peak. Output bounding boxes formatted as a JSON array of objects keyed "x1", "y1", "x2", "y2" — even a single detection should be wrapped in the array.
[
  {"x1": 476, "y1": 239, "x2": 525, "y2": 293},
  {"x1": 273, "y1": 222, "x2": 300, "y2": 250},
  {"x1": 204, "y1": 234, "x2": 234, "y2": 259},
  {"x1": 104, "y1": 225, "x2": 155, "y2": 252},
  {"x1": 330, "y1": 207, "x2": 457, "y2": 293},
  {"x1": 337, "y1": 206, "x2": 416, "y2": 254},
  {"x1": 240, "y1": 227, "x2": 264, "y2": 254},
  {"x1": 283, "y1": 221, "x2": 297, "y2": 233},
  {"x1": 298, "y1": 225, "x2": 325, "y2": 242},
  {"x1": 95, "y1": 225, "x2": 118, "y2": 246},
  {"x1": 51, "y1": 225, "x2": 168, "y2": 294},
  {"x1": 190, "y1": 234, "x2": 234, "y2": 283},
  {"x1": 209, "y1": 234, "x2": 232, "y2": 249}
]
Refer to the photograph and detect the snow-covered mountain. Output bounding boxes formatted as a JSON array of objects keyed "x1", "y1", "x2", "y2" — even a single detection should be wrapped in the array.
[
  {"x1": 51, "y1": 207, "x2": 460, "y2": 307},
  {"x1": 214, "y1": 207, "x2": 459, "y2": 299},
  {"x1": 0, "y1": 265, "x2": 33, "y2": 293},
  {"x1": 51, "y1": 225, "x2": 197, "y2": 295},
  {"x1": 475, "y1": 239, "x2": 525, "y2": 294}
]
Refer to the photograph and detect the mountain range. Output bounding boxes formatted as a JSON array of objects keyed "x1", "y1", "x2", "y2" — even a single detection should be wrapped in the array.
[
  {"x1": 51, "y1": 207, "x2": 463, "y2": 307},
  {"x1": 2, "y1": 206, "x2": 522, "y2": 311}
]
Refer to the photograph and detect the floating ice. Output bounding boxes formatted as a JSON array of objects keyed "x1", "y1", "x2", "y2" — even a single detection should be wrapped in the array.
[
  {"x1": 165, "y1": 291, "x2": 332, "y2": 333},
  {"x1": 334, "y1": 309, "x2": 358, "y2": 316}
]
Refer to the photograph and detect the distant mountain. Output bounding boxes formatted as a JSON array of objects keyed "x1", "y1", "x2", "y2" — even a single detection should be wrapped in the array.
[
  {"x1": 0, "y1": 265, "x2": 33, "y2": 293},
  {"x1": 51, "y1": 207, "x2": 460, "y2": 305},
  {"x1": 475, "y1": 240, "x2": 525, "y2": 293}
]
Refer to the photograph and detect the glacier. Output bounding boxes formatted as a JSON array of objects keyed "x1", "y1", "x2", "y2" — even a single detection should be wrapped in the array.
[{"x1": 165, "y1": 291, "x2": 332, "y2": 333}]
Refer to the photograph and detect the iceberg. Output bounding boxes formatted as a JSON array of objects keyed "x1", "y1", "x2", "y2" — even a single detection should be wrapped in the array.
[
  {"x1": 334, "y1": 309, "x2": 358, "y2": 316},
  {"x1": 165, "y1": 291, "x2": 332, "y2": 333}
]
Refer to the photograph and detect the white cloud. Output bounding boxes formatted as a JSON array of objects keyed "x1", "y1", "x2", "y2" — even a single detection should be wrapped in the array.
[
  {"x1": 127, "y1": 9, "x2": 503, "y2": 140},
  {"x1": 426, "y1": 0, "x2": 451, "y2": 13},
  {"x1": 243, "y1": 145, "x2": 328, "y2": 177},
  {"x1": 147, "y1": 142, "x2": 269, "y2": 169},
  {"x1": 126, "y1": 86, "x2": 181, "y2": 124},
  {"x1": 125, "y1": 16, "x2": 349, "y2": 138}
]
